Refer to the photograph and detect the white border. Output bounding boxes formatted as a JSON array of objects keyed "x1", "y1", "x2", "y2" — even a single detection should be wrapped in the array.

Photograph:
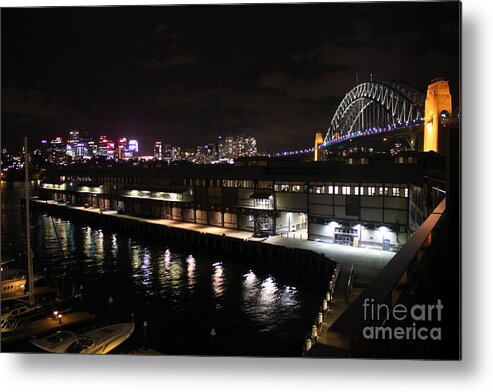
[{"x1": 1, "y1": 0, "x2": 492, "y2": 391}]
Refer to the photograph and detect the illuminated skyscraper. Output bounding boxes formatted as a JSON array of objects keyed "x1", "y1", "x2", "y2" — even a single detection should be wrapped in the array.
[
  {"x1": 117, "y1": 138, "x2": 127, "y2": 160},
  {"x1": 154, "y1": 141, "x2": 163, "y2": 160},
  {"x1": 222, "y1": 135, "x2": 257, "y2": 159},
  {"x1": 128, "y1": 140, "x2": 139, "y2": 153},
  {"x1": 49, "y1": 137, "x2": 66, "y2": 164}
]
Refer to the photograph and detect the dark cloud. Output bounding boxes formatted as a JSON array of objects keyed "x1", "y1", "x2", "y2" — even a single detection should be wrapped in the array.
[
  {"x1": 154, "y1": 23, "x2": 169, "y2": 36},
  {"x1": 145, "y1": 54, "x2": 198, "y2": 70},
  {"x1": 289, "y1": 21, "x2": 459, "y2": 95},
  {"x1": 258, "y1": 71, "x2": 351, "y2": 100},
  {"x1": 2, "y1": 88, "x2": 79, "y2": 122}
]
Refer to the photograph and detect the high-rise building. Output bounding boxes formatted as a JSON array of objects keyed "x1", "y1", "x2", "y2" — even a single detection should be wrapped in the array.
[
  {"x1": 66, "y1": 129, "x2": 92, "y2": 161},
  {"x1": 195, "y1": 143, "x2": 216, "y2": 164},
  {"x1": 128, "y1": 140, "x2": 139, "y2": 153},
  {"x1": 171, "y1": 146, "x2": 181, "y2": 161},
  {"x1": 154, "y1": 141, "x2": 163, "y2": 160},
  {"x1": 163, "y1": 144, "x2": 172, "y2": 162},
  {"x1": 49, "y1": 137, "x2": 66, "y2": 164},
  {"x1": 106, "y1": 140, "x2": 115, "y2": 160},
  {"x1": 224, "y1": 136, "x2": 235, "y2": 158},
  {"x1": 245, "y1": 136, "x2": 257, "y2": 157},
  {"x1": 97, "y1": 136, "x2": 109, "y2": 157},
  {"x1": 217, "y1": 136, "x2": 225, "y2": 159},
  {"x1": 117, "y1": 138, "x2": 127, "y2": 160},
  {"x1": 221, "y1": 135, "x2": 257, "y2": 159},
  {"x1": 87, "y1": 140, "x2": 96, "y2": 158}
]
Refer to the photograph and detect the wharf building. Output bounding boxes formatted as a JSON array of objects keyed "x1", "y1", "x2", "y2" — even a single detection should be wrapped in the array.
[{"x1": 38, "y1": 152, "x2": 445, "y2": 250}]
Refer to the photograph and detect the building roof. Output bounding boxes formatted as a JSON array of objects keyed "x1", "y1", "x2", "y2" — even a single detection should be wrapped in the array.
[{"x1": 41, "y1": 153, "x2": 444, "y2": 185}]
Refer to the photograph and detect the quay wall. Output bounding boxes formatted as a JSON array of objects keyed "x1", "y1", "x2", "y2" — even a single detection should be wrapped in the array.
[{"x1": 31, "y1": 200, "x2": 336, "y2": 287}]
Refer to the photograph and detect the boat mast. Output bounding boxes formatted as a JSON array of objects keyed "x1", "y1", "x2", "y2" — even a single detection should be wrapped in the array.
[{"x1": 24, "y1": 137, "x2": 34, "y2": 306}]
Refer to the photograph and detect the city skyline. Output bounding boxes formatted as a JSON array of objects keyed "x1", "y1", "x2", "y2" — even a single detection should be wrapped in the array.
[{"x1": 1, "y1": 3, "x2": 459, "y2": 154}]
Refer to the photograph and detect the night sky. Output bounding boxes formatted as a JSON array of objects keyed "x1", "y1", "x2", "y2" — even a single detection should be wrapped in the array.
[{"x1": 1, "y1": 2, "x2": 460, "y2": 154}]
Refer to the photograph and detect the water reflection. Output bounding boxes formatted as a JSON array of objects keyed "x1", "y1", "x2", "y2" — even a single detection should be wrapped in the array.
[
  {"x1": 83, "y1": 226, "x2": 92, "y2": 258},
  {"x1": 95, "y1": 229, "x2": 104, "y2": 263},
  {"x1": 110, "y1": 233, "x2": 118, "y2": 259},
  {"x1": 141, "y1": 247, "x2": 152, "y2": 288},
  {"x1": 212, "y1": 262, "x2": 225, "y2": 307},
  {"x1": 241, "y1": 271, "x2": 300, "y2": 330},
  {"x1": 163, "y1": 248, "x2": 171, "y2": 269},
  {"x1": 258, "y1": 276, "x2": 277, "y2": 308},
  {"x1": 186, "y1": 255, "x2": 196, "y2": 290},
  {"x1": 169, "y1": 255, "x2": 183, "y2": 293}
]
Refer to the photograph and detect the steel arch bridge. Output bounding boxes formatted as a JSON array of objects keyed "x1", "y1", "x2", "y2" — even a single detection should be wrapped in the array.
[{"x1": 323, "y1": 82, "x2": 426, "y2": 145}]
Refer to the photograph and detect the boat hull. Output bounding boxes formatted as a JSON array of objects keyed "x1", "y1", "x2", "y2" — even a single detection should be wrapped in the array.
[{"x1": 1, "y1": 277, "x2": 26, "y2": 296}]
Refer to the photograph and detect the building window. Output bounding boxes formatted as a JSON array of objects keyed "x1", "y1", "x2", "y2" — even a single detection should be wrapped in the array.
[
  {"x1": 254, "y1": 198, "x2": 272, "y2": 208},
  {"x1": 257, "y1": 180, "x2": 273, "y2": 189}
]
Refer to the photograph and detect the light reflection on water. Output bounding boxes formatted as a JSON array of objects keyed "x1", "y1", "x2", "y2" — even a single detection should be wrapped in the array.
[
  {"x1": 212, "y1": 261, "x2": 225, "y2": 300},
  {"x1": 186, "y1": 255, "x2": 196, "y2": 289},
  {"x1": 241, "y1": 271, "x2": 300, "y2": 331}
]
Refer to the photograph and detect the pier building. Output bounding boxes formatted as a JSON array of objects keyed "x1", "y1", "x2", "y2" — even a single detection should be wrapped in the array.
[{"x1": 38, "y1": 152, "x2": 445, "y2": 250}]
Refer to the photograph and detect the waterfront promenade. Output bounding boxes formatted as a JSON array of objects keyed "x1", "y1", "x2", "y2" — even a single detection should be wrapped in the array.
[{"x1": 35, "y1": 199, "x2": 394, "y2": 283}]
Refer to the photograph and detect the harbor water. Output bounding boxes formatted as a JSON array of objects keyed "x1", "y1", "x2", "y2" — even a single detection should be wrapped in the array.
[{"x1": 1, "y1": 181, "x2": 325, "y2": 356}]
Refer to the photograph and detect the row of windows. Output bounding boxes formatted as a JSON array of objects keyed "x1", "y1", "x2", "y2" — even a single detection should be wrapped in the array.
[
  {"x1": 346, "y1": 158, "x2": 369, "y2": 165},
  {"x1": 193, "y1": 179, "x2": 270, "y2": 188},
  {"x1": 274, "y1": 184, "x2": 306, "y2": 192},
  {"x1": 395, "y1": 157, "x2": 418, "y2": 164},
  {"x1": 57, "y1": 176, "x2": 409, "y2": 198},
  {"x1": 311, "y1": 185, "x2": 409, "y2": 197},
  {"x1": 68, "y1": 176, "x2": 142, "y2": 185}
]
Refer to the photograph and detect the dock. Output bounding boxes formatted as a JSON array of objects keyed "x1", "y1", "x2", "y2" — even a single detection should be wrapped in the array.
[{"x1": 1, "y1": 311, "x2": 95, "y2": 346}]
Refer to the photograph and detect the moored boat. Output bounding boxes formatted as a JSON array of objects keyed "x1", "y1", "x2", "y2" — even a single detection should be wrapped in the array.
[
  {"x1": 1, "y1": 270, "x2": 26, "y2": 296},
  {"x1": 31, "y1": 317, "x2": 135, "y2": 354}
]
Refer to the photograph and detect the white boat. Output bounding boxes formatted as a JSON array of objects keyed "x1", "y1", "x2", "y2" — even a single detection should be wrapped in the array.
[
  {"x1": 31, "y1": 320, "x2": 135, "y2": 354},
  {"x1": 1, "y1": 304, "x2": 44, "y2": 322},
  {"x1": 1, "y1": 271, "x2": 26, "y2": 296}
]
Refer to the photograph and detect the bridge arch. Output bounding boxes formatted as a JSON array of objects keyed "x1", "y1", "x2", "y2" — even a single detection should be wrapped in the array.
[{"x1": 324, "y1": 82, "x2": 425, "y2": 143}]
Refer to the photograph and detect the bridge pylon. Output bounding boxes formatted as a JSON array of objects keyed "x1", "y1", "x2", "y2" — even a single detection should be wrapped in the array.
[
  {"x1": 424, "y1": 78, "x2": 452, "y2": 153},
  {"x1": 314, "y1": 132, "x2": 324, "y2": 161}
]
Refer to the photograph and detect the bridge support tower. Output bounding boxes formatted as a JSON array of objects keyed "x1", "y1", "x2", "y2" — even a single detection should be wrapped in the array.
[
  {"x1": 424, "y1": 78, "x2": 452, "y2": 153},
  {"x1": 314, "y1": 132, "x2": 324, "y2": 161}
]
